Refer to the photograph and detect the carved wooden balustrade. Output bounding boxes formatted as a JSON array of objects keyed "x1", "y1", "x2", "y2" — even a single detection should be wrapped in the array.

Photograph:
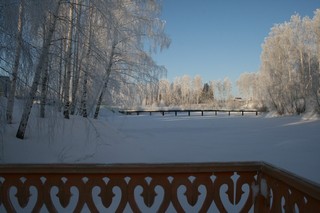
[{"x1": 0, "y1": 162, "x2": 319, "y2": 212}]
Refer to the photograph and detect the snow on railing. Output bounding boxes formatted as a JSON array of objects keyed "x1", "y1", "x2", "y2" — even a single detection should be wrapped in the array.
[{"x1": 0, "y1": 162, "x2": 319, "y2": 212}]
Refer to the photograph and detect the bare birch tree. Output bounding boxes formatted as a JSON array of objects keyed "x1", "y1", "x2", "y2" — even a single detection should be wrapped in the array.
[
  {"x1": 92, "y1": 0, "x2": 170, "y2": 118},
  {"x1": 6, "y1": 0, "x2": 24, "y2": 124},
  {"x1": 79, "y1": 2, "x2": 95, "y2": 118},
  {"x1": 63, "y1": 1, "x2": 75, "y2": 119},
  {"x1": 70, "y1": 0, "x2": 82, "y2": 115},
  {"x1": 16, "y1": 1, "x2": 62, "y2": 139}
]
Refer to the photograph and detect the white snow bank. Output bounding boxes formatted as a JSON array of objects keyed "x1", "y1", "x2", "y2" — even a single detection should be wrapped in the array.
[{"x1": 302, "y1": 111, "x2": 320, "y2": 121}]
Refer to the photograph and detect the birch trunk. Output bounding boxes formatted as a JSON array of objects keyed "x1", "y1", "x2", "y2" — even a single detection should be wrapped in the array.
[
  {"x1": 80, "y1": 68, "x2": 88, "y2": 117},
  {"x1": 39, "y1": 22, "x2": 49, "y2": 118},
  {"x1": 93, "y1": 45, "x2": 115, "y2": 119},
  {"x1": 80, "y1": 4, "x2": 93, "y2": 118},
  {"x1": 58, "y1": 39, "x2": 64, "y2": 112},
  {"x1": 93, "y1": 72, "x2": 110, "y2": 119},
  {"x1": 70, "y1": 0, "x2": 82, "y2": 115},
  {"x1": 6, "y1": 0, "x2": 24, "y2": 124},
  {"x1": 16, "y1": 1, "x2": 61, "y2": 139},
  {"x1": 40, "y1": 56, "x2": 49, "y2": 118},
  {"x1": 63, "y1": 1, "x2": 75, "y2": 119}
]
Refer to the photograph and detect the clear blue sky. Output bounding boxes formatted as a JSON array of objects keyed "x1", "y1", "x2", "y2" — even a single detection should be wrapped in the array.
[{"x1": 154, "y1": 0, "x2": 320, "y2": 85}]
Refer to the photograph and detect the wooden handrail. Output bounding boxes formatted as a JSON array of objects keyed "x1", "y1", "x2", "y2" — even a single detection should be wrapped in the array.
[
  {"x1": 261, "y1": 162, "x2": 320, "y2": 200},
  {"x1": 0, "y1": 162, "x2": 319, "y2": 212}
]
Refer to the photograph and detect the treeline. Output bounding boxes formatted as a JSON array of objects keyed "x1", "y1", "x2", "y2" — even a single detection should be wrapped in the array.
[
  {"x1": 136, "y1": 75, "x2": 241, "y2": 109},
  {"x1": 0, "y1": 0, "x2": 169, "y2": 139},
  {"x1": 139, "y1": 10, "x2": 320, "y2": 115}
]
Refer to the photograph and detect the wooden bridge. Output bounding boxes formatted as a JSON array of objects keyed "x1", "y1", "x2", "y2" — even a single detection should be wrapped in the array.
[{"x1": 119, "y1": 109, "x2": 260, "y2": 116}]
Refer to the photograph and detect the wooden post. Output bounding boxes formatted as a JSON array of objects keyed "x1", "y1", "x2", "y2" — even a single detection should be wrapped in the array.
[
  {"x1": 201, "y1": 111, "x2": 203, "y2": 116},
  {"x1": 242, "y1": 111, "x2": 244, "y2": 116},
  {"x1": 228, "y1": 111, "x2": 230, "y2": 116},
  {"x1": 162, "y1": 111, "x2": 164, "y2": 116},
  {"x1": 215, "y1": 111, "x2": 217, "y2": 116},
  {"x1": 188, "y1": 111, "x2": 190, "y2": 116},
  {"x1": 175, "y1": 111, "x2": 177, "y2": 116}
]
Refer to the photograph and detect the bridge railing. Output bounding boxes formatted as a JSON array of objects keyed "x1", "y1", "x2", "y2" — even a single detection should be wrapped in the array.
[
  {"x1": 119, "y1": 109, "x2": 260, "y2": 116},
  {"x1": 0, "y1": 162, "x2": 319, "y2": 212}
]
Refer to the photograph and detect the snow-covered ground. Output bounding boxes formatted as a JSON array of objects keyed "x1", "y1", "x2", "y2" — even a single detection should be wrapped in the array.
[{"x1": 1, "y1": 102, "x2": 320, "y2": 185}]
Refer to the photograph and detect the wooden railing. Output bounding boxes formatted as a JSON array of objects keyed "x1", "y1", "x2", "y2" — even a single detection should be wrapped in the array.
[
  {"x1": 0, "y1": 162, "x2": 319, "y2": 212},
  {"x1": 119, "y1": 109, "x2": 260, "y2": 116}
]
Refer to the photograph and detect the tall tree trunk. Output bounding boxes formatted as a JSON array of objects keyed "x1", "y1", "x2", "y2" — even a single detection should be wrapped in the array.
[
  {"x1": 80, "y1": 69, "x2": 88, "y2": 117},
  {"x1": 70, "y1": 0, "x2": 82, "y2": 115},
  {"x1": 80, "y1": 3, "x2": 93, "y2": 118},
  {"x1": 93, "y1": 75, "x2": 110, "y2": 119},
  {"x1": 58, "y1": 39, "x2": 64, "y2": 112},
  {"x1": 63, "y1": 1, "x2": 74, "y2": 119},
  {"x1": 16, "y1": 1, "x2": 61, "y2": 139},
  {"x1": 6, "y1": 0, "x2": 24, "y2": 124},
  {"x1": 40, "y1": 56, "x2": 49, "y2": 118},
  {"x1": 93, "y1": 45, "x2": 115, "y2": 119},
  {"x1": 40, "y1": 22, "x2": 49, "y2": 118}
]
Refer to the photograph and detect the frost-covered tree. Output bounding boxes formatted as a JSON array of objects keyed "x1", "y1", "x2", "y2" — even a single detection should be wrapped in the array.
[
  {"x1": 259, "y1": 11, "x2": 320, "y2": 114},
  {"x1": 0, "y1": 0, "x2": 171, "y2": 139},
  {"x1": 181, "y1": 75, "x2": 191, "y2": 104},
  {"x1": 172, "y1": 77, "x2": 182, "y2": 105},
  {"x1": 193, "y1": 75, "x2": 202, "y2": 104},
  {"x1": 0, "y1": 0, "x2": 170, "y2": 139},
  {"x1": 215, "y1": 78, "x2": 232, "y2": 106},
  {"x1": 158, "y1": 79, "x2": 171, "y2": 106},
  {"x1": 16, "y1": 0, "x2": 63, "y2": 139},
  {"x1": 310, "y1": 10, "x2": 320, "y2": 111},
  {"x1": 209, "y1": 80, "x2": 215, "y2": 101},
  {"x1": 92, "y1": 0, "x2": 170, "y2": 117},
  {"x1": 237, "y1": 72, "x2": 257, "y2": 100}
]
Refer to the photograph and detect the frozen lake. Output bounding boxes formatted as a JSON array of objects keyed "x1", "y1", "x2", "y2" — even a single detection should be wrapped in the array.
[{"x1": 3, "y1": 110, "x2": 320, "y2": 184}]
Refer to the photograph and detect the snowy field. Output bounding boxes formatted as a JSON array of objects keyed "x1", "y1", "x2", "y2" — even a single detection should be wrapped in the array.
[{"x1": 1, "y1": 105, "x2": 320, "y2": 185}]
